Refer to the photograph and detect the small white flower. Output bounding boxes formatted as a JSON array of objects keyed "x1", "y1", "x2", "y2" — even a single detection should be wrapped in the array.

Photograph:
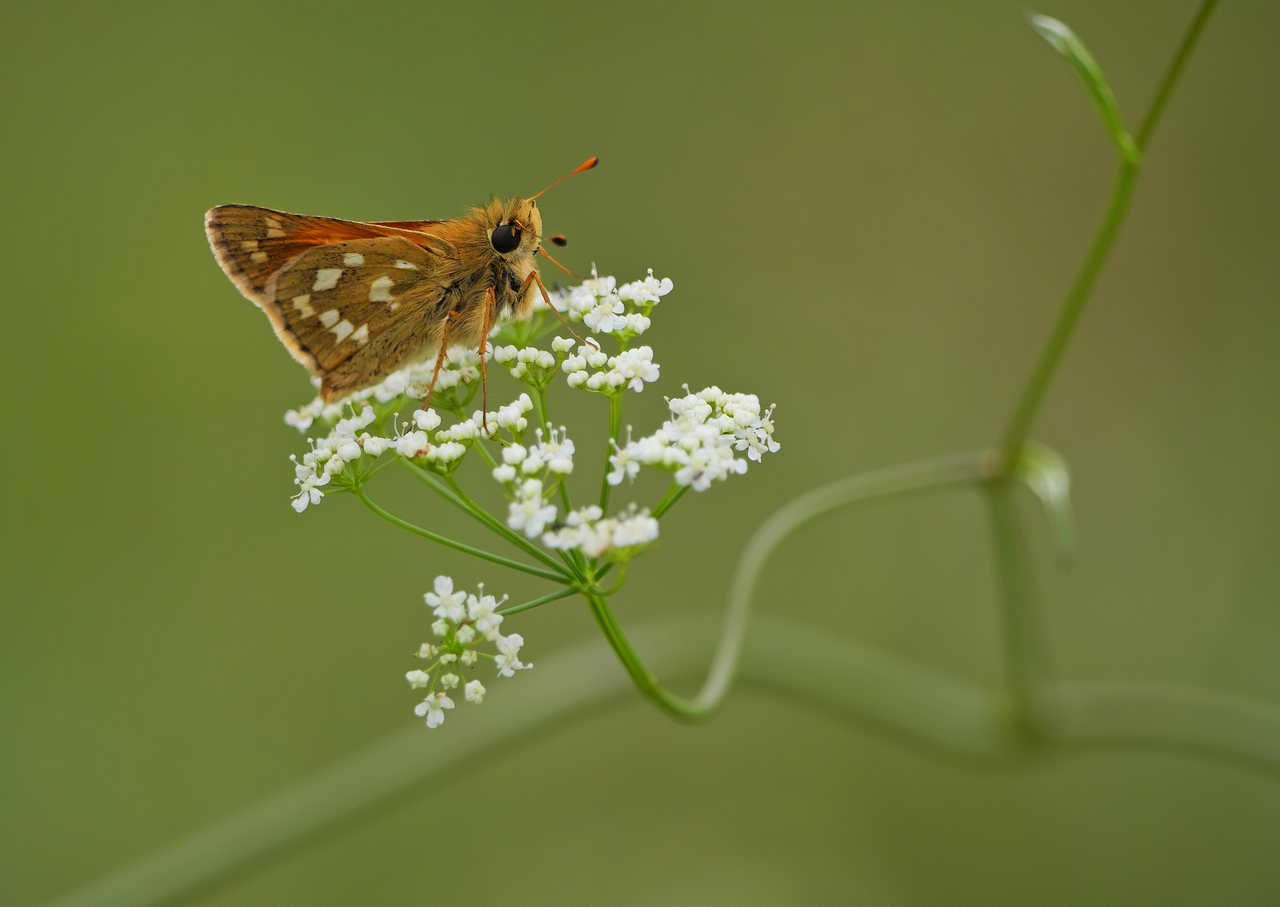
[
  {"x1": 503, "y1": 444, "x2": 528, "y2": 465},
  {"x1": 613, "y1": 508, "x2": 659, "y2": 548},
  {"x1": 414, "y1": 692, "x2": 454, "y2": 728},
  {"x1": 413, "y1": 409, "x2": 441, "y2": 431},
  {"x1": 507, "y1": 480, "x2": 557, "y2": 538},
  {"x1": 405, "y1": 669, "x2": 432, "y2": 689},
  {"x1": 337, "y1": 440, "x2": 362, "y2": 461},
  {"x1": 551, "y1": 336, "x2": 575, "y2": 352},
  {"x1": 456, "y1": 624, "x2": 476, "y2": 644},
  {"x1": 494, "y1": 633, "x2": 532, "y2": 677},
  {"x1": 468, "y1": 591, "x2": 505, "y2": 638},
  {"x1": 396, "y1": 430, "x2": 431, "y2": 458},
  {"x1": 432, "y1": 618, "x2": 449, "y2": 637},
  {"x1": 417, "y1": 643, "x2": 438, "y2": 659},
  {"x1": 492, "y1": 464, "x2": 517, "y2": 483},
  {"x1": 465, "y1": 679, "x2": 486, "y2": 703},
  {"x1": 425, "y1": 576, "x2": 467, "y2": 622},
  {"x1": 439, "y1": 652, "x2": 458, "y2": 664},
  {"x1": 618, "y1": 269, "x2": 674, "y2": 306},
  {"x1": 440, "y1": 672, "x2": 460, "y2": 689},
  {"x1": 460, "y1": 649, "x2": 478, "y2": 667}
]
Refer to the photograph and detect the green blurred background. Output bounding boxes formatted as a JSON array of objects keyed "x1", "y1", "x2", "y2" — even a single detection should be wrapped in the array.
[{"x1": 4, "y1": 0, "x2": 1279, "y2": 903}]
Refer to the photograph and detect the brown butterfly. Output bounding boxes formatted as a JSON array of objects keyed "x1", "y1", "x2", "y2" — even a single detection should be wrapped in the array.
[{"x1": 205, "y1": 158, "x2": 597, "y2": 409}]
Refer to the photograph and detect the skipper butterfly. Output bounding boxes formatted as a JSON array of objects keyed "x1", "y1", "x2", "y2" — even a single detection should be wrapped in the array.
[{"x1": 205, "y1": 158, "x2": 597, "y2": 410}]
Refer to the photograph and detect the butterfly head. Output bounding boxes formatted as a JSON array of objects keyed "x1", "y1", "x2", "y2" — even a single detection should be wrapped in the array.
[{"x1": 486, "y1": 197, "x2": 543, "y2": 259}]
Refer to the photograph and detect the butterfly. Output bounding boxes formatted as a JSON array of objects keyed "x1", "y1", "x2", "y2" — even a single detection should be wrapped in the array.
[{"x1": 205, "y1": 158, "x2": 597, "y2": 410}]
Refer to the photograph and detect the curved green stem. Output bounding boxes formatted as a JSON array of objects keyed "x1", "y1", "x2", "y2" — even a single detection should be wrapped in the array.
[
  {"x1": 585, "y1": 452, "x2": 996, "y2": 720},
  {"x1": 356, "y1": 490, "x2": 569, "y2": 584}
]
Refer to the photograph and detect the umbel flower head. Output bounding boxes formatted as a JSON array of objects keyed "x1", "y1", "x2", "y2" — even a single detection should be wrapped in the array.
[
  {"x1": 407, "y1": 576, "x2": 530, "y2": 728},
  {"x1": 273, "y1": 270, "x2": 779, "y2": 729}
]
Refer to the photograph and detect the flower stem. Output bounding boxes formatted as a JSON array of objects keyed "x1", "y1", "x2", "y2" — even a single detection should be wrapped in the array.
[
  {"x1": 498, "y1": 586, "x2": 580, "y2": 616},
  {"x1": 400, "y1": 461, "x2": 570, "y2": 576},
  {"x1": 532, "y1": 385, "x2": 572, "y2": 514},
  {"x1": 356, "y1": 490, "x2": 570, "y2": 584},
  {"x1": 443, "y1": 476, "x2": 577, "y2": 578},
  {"x1": 598, "y1": 393, "x2": 624, "y2": 512},
  {"x1": 588, "y1": 453, "x2": 992, "y2": 720},
  {"x1": 652, "y1": 482, "x2": 688, "y2": 519}
]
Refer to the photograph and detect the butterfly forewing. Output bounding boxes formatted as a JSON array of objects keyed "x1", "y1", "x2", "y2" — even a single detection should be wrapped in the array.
[
  {"x1": 268, "y1": 237, "x2": 445, "y2": 371},
  {"x1": 207, "y1": 205, "x2": 458, "y2": 396}
]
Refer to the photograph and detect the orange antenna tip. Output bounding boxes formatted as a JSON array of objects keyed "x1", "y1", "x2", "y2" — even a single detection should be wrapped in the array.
[
  {"x1": 530, "y1": 156, "x2": 600, "y2": 201},
  {"x1": 550, "y1": 235, "x2": 567, "y2": 247}
]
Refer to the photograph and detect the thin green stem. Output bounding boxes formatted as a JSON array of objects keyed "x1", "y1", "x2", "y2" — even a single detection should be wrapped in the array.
[
  {"x1": 532, "y1": 385, "x2": 572, "y2": 514},
  {"x1": 1135, "y1": 0, "x2": 1220, "y2": 152},
  {"x1": 599, "y1": 393, "x2": 623, "y2": 512},
  {"x1": 984, "y1": 478, "x2": 1054, "y2": 737},
  {"x1": 443, "y1": 477, "x2": 576, "y2": 578},
  {"x1": 652, "y1": 483, "x2": 689, "y2": 519},
  {"x1": 401, "y1": 461, "x2": 572, "y2": 578},
  {"x1": 356, "y1": 490, "x2": 569, "y2": 583},
  {"x1": 1001, "y1": 0, "x2": 1220, "y2": 462},
  {"x1": 400, "y1": 460, "x2": 477, "y2": 519},
  {"x1": 1001, "y1": 160, "x2": 1138, "y2": 461},
  {"x1": 498, "y1": 586, "x2": 580, "y2": 616}
]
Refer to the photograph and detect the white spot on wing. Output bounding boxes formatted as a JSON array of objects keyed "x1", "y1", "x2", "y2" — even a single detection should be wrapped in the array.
[
  {"x1": 266, "y1": 228, "x2": 286, "y2": 238},
  {"x1": 251, "y1": 251, "x2": 268, "y2": 263},
  {"x1": 264, "y1": 216, "x2": 282, "y2": 230},
  {"x1": 388, "y1": 302, "x2": 399, "y2": 311},
  {"x1": 352, "y1": 324, "x2": 369, "y2": 345},
  {"x1": 395, "y1": 260, "x2": 418, "y2": 270},
  {"x1": 342, "y1": 252, "x2": 365, "y2": 266},
  {"x1": 241, "y1": 240, "x2": 259, "y2": 251},
  {"x1": 331, "y1": 319, "x2": 354, "y2": 343},
  {"x1": 313, "y1": 269, "x2": 342, "y2": 291},
  {"x1": 292, "y1": 295, "x2": 314, "y2": 317},
  {"x1": 369, "y1": 275, "x2": 394, "y2": 302},
  {"x1": 319, "y1": 309, "x2": 340, "y2": 329}
]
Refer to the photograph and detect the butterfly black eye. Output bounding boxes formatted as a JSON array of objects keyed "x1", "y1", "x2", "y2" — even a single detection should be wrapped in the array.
[{"x1": 491, "y1": 223, "x2": 522, "y2": 253}]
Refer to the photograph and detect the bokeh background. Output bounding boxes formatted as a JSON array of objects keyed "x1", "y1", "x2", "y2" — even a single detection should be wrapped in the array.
[{"x1": 4, "y1": 0, "x2": 1279, "y2": 904}]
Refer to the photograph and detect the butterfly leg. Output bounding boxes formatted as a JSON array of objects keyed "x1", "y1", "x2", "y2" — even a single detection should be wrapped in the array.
[
  {"x1": 419, "y1": 310, "x2": 460, "y2": 414},
  {"x1": 479, "y1": 286, "x2": 495, "y2": 432},
  {"x1": 520, "y1": 271, "x2": 596, "y2": 351}
]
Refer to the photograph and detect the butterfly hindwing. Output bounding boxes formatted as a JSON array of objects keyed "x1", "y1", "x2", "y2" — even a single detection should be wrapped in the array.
[{"x1": 266, "y1": 236, "x2": 447, "y2": 373}]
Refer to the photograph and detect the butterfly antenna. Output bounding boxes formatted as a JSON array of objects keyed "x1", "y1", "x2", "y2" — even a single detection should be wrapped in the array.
[
  {"x1": 529, "y1": 157, "x2": 599, "y2": 201},
  {"x1": 538, "y1": 246, "x2": 586, "y2": 280}
]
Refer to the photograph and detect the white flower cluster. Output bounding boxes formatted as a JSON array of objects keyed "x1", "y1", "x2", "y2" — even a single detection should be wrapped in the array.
[
  {"x1": 543, "y1": 269, "x2": 673, "y2": 337},
  {"x1": 607, "y1": 387, "x2": 780, "y2": 492},
  {"x1": 285, "y1": 347, "x2": 484, "y2": 433},
  {"x1": 290, "y1": 405, "x2": 393, "y2": 512},
  {"x1": 542, "y1": 504, "x2": 660, "y2": 560},
  {"x1": 562, "y1": 343, "x2": 661, "y2": 394},
  {"x1": 492, "y1": 424, "x2": 578, "y2": 537},
  {"x1": 492, "y1": 343, "x2": 560, "y2": 389},
  {"x1": 407, "y1": 576, "x2": 532, "y2": 729}
]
